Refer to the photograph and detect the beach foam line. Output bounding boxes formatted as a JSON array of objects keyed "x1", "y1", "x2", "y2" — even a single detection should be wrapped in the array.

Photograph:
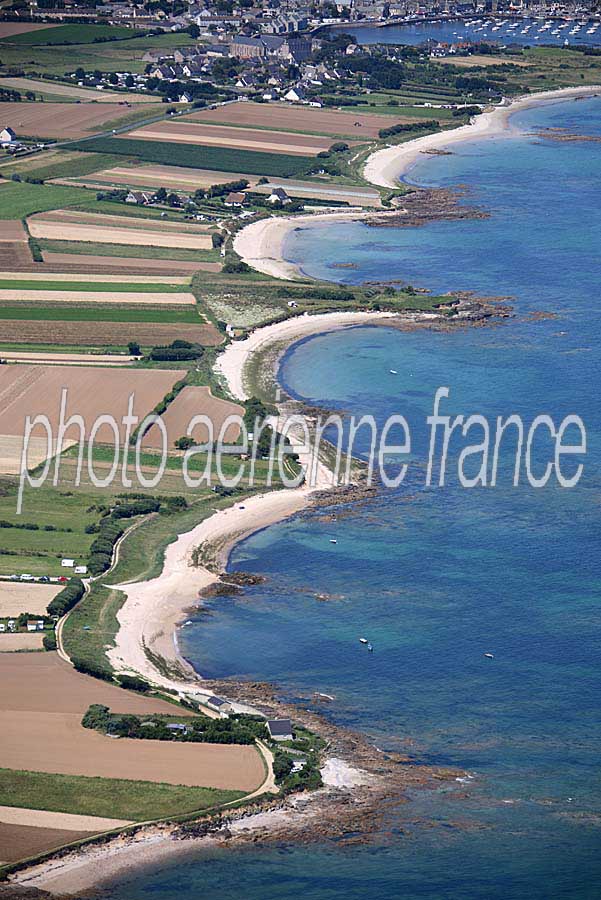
[{"x1": 363, "y1": 85, "x2": 601, "y2": 188}]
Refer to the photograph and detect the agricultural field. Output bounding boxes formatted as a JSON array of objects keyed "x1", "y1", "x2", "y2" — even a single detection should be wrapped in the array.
[
  {"x1": 0, "y1": 362, "x2": 181, "y2": 445},
  {"x1": 40, "y1": 249, "x2": 220, "y2": 275},
  {"x1": 0, "y1": 633, "x2": 44, "y2": 651},
  {"x1": 0, "y1": 23, "x2": 61, "y2": 40},
  {"x1": 64, "y1": 163, "x2": 261, "y2": 193},
  {"x1": 28, "y1": 210, "x2": 215, "y2": 252},
  {"x1": 0, "y1": 99, "x2": 163, "y2": 140},
  {"x1": 0, "y1": 182, "x2": 95, "y2": 219},
  {"x1": 186, "y1": 100, "x2": 438, "y2": 138},
  {"x1": 0, "y1": 581, "x2": 62, "y2": 617},
  {"x1": 0, "y1": 76, "x2": 158, "y2": 103},
  {"x1": 0, "y1": 219, "x2": 32, "y2": 270},
  {"x1": 125, "y1": 121, "x2": 360, "y2": 156},
  {"x1": 0, "y1": 482, "x2": 101, "y2": 575},
  {"x1": 0, "y1": 23, "x2": 134, "y2": 45},
  {"x1": 68, "y1": 136, "x2": 317, "y2": 178},
  {"x1": 0, "y1": 652, "x2": 257, "y2": 861},
  {"x1": 142, "y1": 386, "x2": 243, "y2": 450}
]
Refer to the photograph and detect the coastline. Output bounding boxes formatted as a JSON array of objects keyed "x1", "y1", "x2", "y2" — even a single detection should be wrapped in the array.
[
  {"x1": 10, "y1": 84, "x2": 600, "y2": 897},
  {"x1": 108, "y1": 310, "x2": 400, "y2": 701},
  {"x1": 234, "y1": 85, "x2": 601, "y2": 281}
]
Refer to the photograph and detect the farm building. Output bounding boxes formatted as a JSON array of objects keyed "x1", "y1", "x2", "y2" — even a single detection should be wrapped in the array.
[
  {"x1": 269, "y1": 187, "x2": 290, "y2": 205},
  {"x1": 0, "y1": 126, "x2": 16, "y2": 146},
  {"x1": 125, "y1": 190, "x2": 154, "y2": 205},
  {"x1": 267, "y1": 719, "x2": 293, "y2": 741},
  {"x1": 224, "y1": 192, "x2": 247, "y2": 208},
  {"x1": 206, "y1": 696, "x2": 233, "y2": 717}
]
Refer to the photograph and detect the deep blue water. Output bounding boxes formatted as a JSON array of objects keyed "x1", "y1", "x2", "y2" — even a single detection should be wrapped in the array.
[
  {"x1": 98, "y1": 98, "x2": 601, "y2": 898},
  {"x1": 333, "y1": 16, "x2": 601, "y2": 48}
]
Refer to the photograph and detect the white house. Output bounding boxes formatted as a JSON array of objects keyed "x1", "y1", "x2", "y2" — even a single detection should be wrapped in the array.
[
  {"x1": 1, "y1": 126, "x2": 17, "y2": 145},
  {"x1": 61, "y1": 558, "x2": 75, "y2": 568},
  {"x1": 268, "y1": 187, "x2": 290, "y2": 205},
  {"x1": 74, "y1": 565, "x2": 88, "y2": 575},
  {"x1": 284, "y1": 86, "x2": 306, "y2": 103}
]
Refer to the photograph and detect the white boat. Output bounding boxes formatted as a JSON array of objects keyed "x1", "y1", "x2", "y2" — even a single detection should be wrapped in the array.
[
  {"x1": 484, "y1": 652, "x2": 495, "y2": 659},
  {"x1": 389, "y1": 369, "x2": 398, "y2": 374},
  {"x1": 359, "y1": 637, "x2": 368, "y2": 644},
  {"x1": 329, "y1": 538, "x2": 337, "y2": 544}
]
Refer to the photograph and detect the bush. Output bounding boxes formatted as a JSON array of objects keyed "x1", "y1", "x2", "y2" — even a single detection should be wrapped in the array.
[
  {"x1": 43, "y1": 632, "x2": 57, "y2": 651},
  {"x1": 222, "y1": 260, "x2": 250, "y2": 274},
  {"x1": 119, "y1": 674, "x2": 150, "y2": 693},
  {"x1": 47, "y1": 578, "x2": 85, "y2": 617}
]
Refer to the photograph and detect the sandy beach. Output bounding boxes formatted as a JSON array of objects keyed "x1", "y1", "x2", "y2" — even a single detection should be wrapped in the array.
[
  {"x1": 108, "y1": 310, "x2": 399, "y2": 701},
  {"x1": 233, "y1": 86, "x2": 601, "y2": 281},
  {"x1": 232, "y1": 210, "x2": 377, "y2": 281},
  {"x1": 363, "y1": 84, "x2": 601, "y2": 187}
]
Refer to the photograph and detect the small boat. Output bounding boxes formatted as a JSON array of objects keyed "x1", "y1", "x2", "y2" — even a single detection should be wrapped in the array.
[
  {"x1": 484, "y1": 652, "x2": 495, "y2": 659},
  {"x1": 367, "y1": 643, "x2": 374, "y2": 652},
  {"x1": 359, "y1": 637, "x2": 368, "y2": 644},
  {"x1": 329, "y1": 538, "x2": 337, "y2": 544},
  {"x1": 389, "y1": 369, "x2": 398, "y2": 374}
]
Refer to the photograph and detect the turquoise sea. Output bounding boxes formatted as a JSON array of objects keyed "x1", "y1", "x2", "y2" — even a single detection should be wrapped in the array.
[{"x1": 98, "y1": 98, "x2": 601, "y2": 898}]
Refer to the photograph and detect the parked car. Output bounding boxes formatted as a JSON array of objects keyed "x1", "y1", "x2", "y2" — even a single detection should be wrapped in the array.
[
  {"x1": 39, "y1": 575, "x2": 50, "y2": 583},
  {"x1": 20, "y1": 574, "x2": 34, "y2": 581}
]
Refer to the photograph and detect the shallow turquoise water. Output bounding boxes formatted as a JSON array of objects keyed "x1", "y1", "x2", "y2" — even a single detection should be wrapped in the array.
[{"x1": 99, "y1": 98, "x2": 601, "y2": 899}]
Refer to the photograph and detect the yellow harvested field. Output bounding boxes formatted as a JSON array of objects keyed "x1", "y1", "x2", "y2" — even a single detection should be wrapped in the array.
[
  {"x1": 0, "y1": 101, "x2": 163, "y2": 139},
  {"x1": 0, "y1": 350, "x2": 137, "y2": 363},
  {"x1": 0, "y1": 806, "x2": 132, "y2": 832},
  {"x1": 0, "y1": 633, "x2": 43, "y2": 651},
  {"x1": 437, "y1": 55, "x2": 532, "y2": 67},
  {"x1": 0, "y1": 364, "x2": 182, "y2": 442},
  {"x1": 143, "y1": 385, "x2": 244, "y2": 449},
  {"x1": 0, "y1": 433, "x2": 76, "y2": 476},
  {"x1": 0, "y1": 77, "x2": 158, "y2": 103},
  {"x1": 28, "y1": 220, "x2": 213, "y2": 250},
  {"x1": 88, "y1": 164, "x2": 259, "y2": 191},
  {"x1": 0, "y1": 289, "x2": 196, "y2": 305},
  {"x1": 0, "y1": 654, "x2": 265, "y2": 791},
  {"x1": 0, "y1": 582, "x2": 62, "y2": 617},
  {"x1": 34, "y1": 209, "x2": 212, "y2": 234},
  {"x1": 0, "y1": 271, "x2": 191, "y2": 284},
  {"x1": 125, "y1": 121, "x2": 340, "y2": 155}
]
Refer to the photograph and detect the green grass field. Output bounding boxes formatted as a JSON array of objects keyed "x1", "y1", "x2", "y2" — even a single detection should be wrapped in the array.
[
  {"x1": 0, "y1": 768, "x2": 244, "y2": 821},
  {"x1": 0, "y1": 484, "x2": 100, "y2": 577},
  {"x1": 0, "y1": 24, "x2": 135, "y2": 46},
  {"x1": 0, "y1": 304, "x2": 200, "y2": 323},
  {"x1": 0, "y1": 280, "x2": 187, "y2": 293},
  {"x1": 0, "y1": 152, "x2": 128, "y2": 183},
  {"x1": 0, "y1": 182, "x2": 96, "y2": 219},
  {"x1": 67, "y1": 137, "x2": 317, "y2": 178}
]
